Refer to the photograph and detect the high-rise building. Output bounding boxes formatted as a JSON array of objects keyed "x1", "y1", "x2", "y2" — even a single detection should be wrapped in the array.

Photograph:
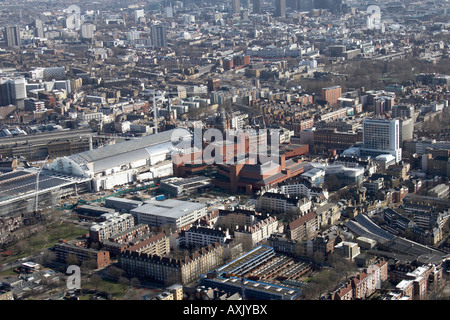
[
  {"x1": 252, "y1": 0, "x2": 262, "y2": 13},
  {"x1": 232, "y1": 0, "x2": 241, "y2": 14},
  {"x1": 299, "y1": 0, "x2": 313, "y2": 11},
  {"x1": 361, "y1": 118, "x2": 402, "y2": 163},
  {"x1": 134, "y1": 9, "x2": 145, "y2": 23},
  {"x1": 151, "y1": 24, "x2": 167, "y2": 48},
  {"x1": 286, "y1": 0, "x2": 300, "y2": 10},
  {"x1": 34, "y1": 19, "x2": 44, "y2": 38},
  {"x1": 321, "y1": 86, "x2": 342, "y2": 106},
  {"x1": 4, "y1": 26, "x2": 21, "y2": 47},
  {"x1": 81, "y1": 23, "x2": 96, "y2": 39},
  {"x1": 0, "y1": 78, "x2": 27, "y2": 107},
  {"x1": 275, "y1": 0, "x2": 286, "y2": 17},
  {"x1": 374, "y1": 95, "x2": 395, "y2": 115}
]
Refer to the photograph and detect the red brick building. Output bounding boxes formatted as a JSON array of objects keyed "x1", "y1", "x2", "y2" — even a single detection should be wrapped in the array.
[{"x1": 321, "y1": 86, "x2": 342, "y2": 106}]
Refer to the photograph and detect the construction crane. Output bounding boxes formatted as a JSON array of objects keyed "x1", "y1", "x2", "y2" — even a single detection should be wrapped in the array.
[{"x1": 148, "y1": 90, "x2": 178, "y2": 134}]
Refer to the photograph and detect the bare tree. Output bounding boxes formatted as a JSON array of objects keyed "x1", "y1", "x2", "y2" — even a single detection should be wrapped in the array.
[
  {"x1": 328, "y1": 254, "x2": 358, "y2": 282},
  {"x1": 108, "y1": 266, "x2": 124, "y2": 280},
  {"x1": 302, "y1": 269, "x2": 339, "y2": 300},
  {"x1": 65, "y1": 253, "x2": 79, "y2": 266},
  {"x1": 118, "y1": 276, "x2": 130, "y2": 291},
  {"x1": 89, "y1": 274, "x2": 102, "y2": 291}
]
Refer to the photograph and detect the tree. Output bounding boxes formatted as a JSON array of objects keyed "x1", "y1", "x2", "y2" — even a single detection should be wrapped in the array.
[
  {"x1": 324, "y1": 174, "x2": 341, "y2": 191},
  {"x1": 118, "y1": 276, "x2": 130, "y2": 291},
  {"x1": 302, "y1": 269, "x2": 339, "y2": 300},
  {"x1": 328, "y1": 254, "x2": 357, "y2": 281},
  {"x1": 108, "y1": 266, "x2": 124, "y2": 280},
  {"x1": 89, "y1": 274, "x2": 102, "y2": 291},
  {"x1": 81, "y1": 258, "x2": 98, "y2": 275},
  {"x1": 130, "y1": 277, "x2": 140, "y2": 289},
  {"x1": 37, "y1": 250, "x2": 56, "y2": 266},
  {"x1": 65, "y1": 253, "x2": 79, "y2": 266}
]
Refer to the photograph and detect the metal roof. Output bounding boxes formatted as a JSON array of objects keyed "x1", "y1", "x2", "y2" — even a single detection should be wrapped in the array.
[
  {"x1": 132, "y1": 199, "x2": 206, "y2": 219},
  {"x1": 72, "y1": 129, "x2": 186, "y2": 164},
  {"x1": 67, "y1": 129, "x2": 191, "y2": 173}
]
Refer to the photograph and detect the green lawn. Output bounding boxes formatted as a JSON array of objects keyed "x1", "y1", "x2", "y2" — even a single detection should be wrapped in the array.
[
  {"x1": 83, "y1": 278, "x2": 127, "y2": 299},
  {"x1": 1, "y1": 221, "x2": 87, "y2": 265},
  {"x1": 0, "y1": 268, "x2": 18, "y2": 276}
]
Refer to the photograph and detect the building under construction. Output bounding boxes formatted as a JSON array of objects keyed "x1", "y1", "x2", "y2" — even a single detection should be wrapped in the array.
[{"x1": 0, "y1": 168, "x2": 90, "y2": 218}]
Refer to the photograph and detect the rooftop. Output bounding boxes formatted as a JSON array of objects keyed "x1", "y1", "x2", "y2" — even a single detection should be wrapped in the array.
[{"x1": 132, "y1": 199, "x2": 206, "y2": 219}]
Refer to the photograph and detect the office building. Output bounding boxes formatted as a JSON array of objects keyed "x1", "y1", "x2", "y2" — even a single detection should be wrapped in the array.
[
  {"x1": 275, "y1": 0, "x2": 286, "y2": 18},
  {"x1": 360, "y1": 118, "x2": 402, "y2": 163},
  {"x1": 0, "y1": 78, "x2": 27, "y2": 107},
  {"x1": 81, "y1": 23, "x2": 96, "y2": 39},
  {"x1": 252, "y1": 0, "x2": 262, "y2": 13},
  {"x1": 232, "y1": 0, "x2": 241, "y2": 14},
  {"x1": 4, "y1": 26, "x2": 21, "y2": 47},
  {"x1": 151, "y1": 24, "x2": 167, "y2": 48}
]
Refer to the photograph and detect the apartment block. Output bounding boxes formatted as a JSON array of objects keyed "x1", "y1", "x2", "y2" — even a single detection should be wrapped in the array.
[
  {"x1": 89, "y1": 213, "x2": 135, "y2": 243},
  {"x1": 54, "y1": 241, "x2": 111, "y2": 269},
  {"x1": 332, "y1": 258, "x2": 388, "y2": 300},
  {"x1": 217, "y1": 208, "x2": 279, "y2": 247},
  {"x1": 126, "y1": 232, "x2": 171, "y2": 256},
  {"x1": 288, "y1": 211, "x2": 318, "y2": 241},
  {"x1": 183, "y1": 226, "x2": 231, "y2": 248},
  {"x1": 321, "y1": 86, "x2": 342, "y2": 106},
  {"x1": 119, "y1": 242, "x2": 225, "y2": 285},
  {"x1": 256, "y1": 191, "x2": 312, "y2": 215}
]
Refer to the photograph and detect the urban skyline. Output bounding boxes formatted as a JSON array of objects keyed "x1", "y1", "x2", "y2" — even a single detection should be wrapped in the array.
[{"x1": 0, "y1": 0, "x2": 449, "y2": 309}]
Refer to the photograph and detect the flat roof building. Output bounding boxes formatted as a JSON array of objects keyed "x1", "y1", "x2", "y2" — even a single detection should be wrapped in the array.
[{"x1": 131, "y1": 199, "x2": 207, "y2": 231}]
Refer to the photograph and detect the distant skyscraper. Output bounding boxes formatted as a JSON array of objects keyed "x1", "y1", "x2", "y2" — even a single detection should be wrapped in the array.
[
  {"x1": 134, "y1": 9, "x2": 145, "y2": 23},
  {"x1": 34, "y1": 19, "x2": 44, "y2": 38},
  {"x1": 299, "y1": 0, "x2": 313, "y2": 11},
  {"x1": 81, "y1": 24, "x2": 96, "y2": 39},
  {"x1": 4, "y1": 26, "x2": 21, "y2": 47},
  {"x1": 275, "y1": 0, "x2": 286, "y2": 17},
  {"x1": 286, "y1": 0, "x2": 300, "y2": 10},
  {"x1": 151, "y1": 24, "x2": 167, "y2": 48},
  {"x1": 164, "y1": 6, "x2": 174, "y2": 18},
  {"x1": 232, "y1": 0, "x2": 241, "y2": 14},
  {"x1": 361, "y1": 118, "x2": 402, "y2": 163},
  {"x1": 252, "y1": 0, "x2": 262, "y2": 13}
]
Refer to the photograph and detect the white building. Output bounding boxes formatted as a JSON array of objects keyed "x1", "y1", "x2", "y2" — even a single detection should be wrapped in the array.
[
  {"x1": 131, "y1": 199, "x2": 207, "y2": 231},
  {"x1": 359, "y1": 118, "x2": 402, "y2": 163},
  {"x1": 184, "y1": 226, "x2": 231, "y2": 247},
  {"x1": 89, "y1": 213, "x2": 135, "y2": 242},
  {"x1": 257, "y1": 191, "x2": 312, "y2": 215},
  {"x1": 234, "y1": 215, "x2": 279, "y2": 247},
  {"x1": 47, "y1": 129, "x2": 191, "y2": 192},
  {"x1": 81, "y1": 23, "x2": 96, "y2": 39},
  {"x1": 334, "y1": 241, "x2": 361, "y2": 260},
  {"x1": 280, "y1": 179, "x2": 329, "y2": 201}
]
